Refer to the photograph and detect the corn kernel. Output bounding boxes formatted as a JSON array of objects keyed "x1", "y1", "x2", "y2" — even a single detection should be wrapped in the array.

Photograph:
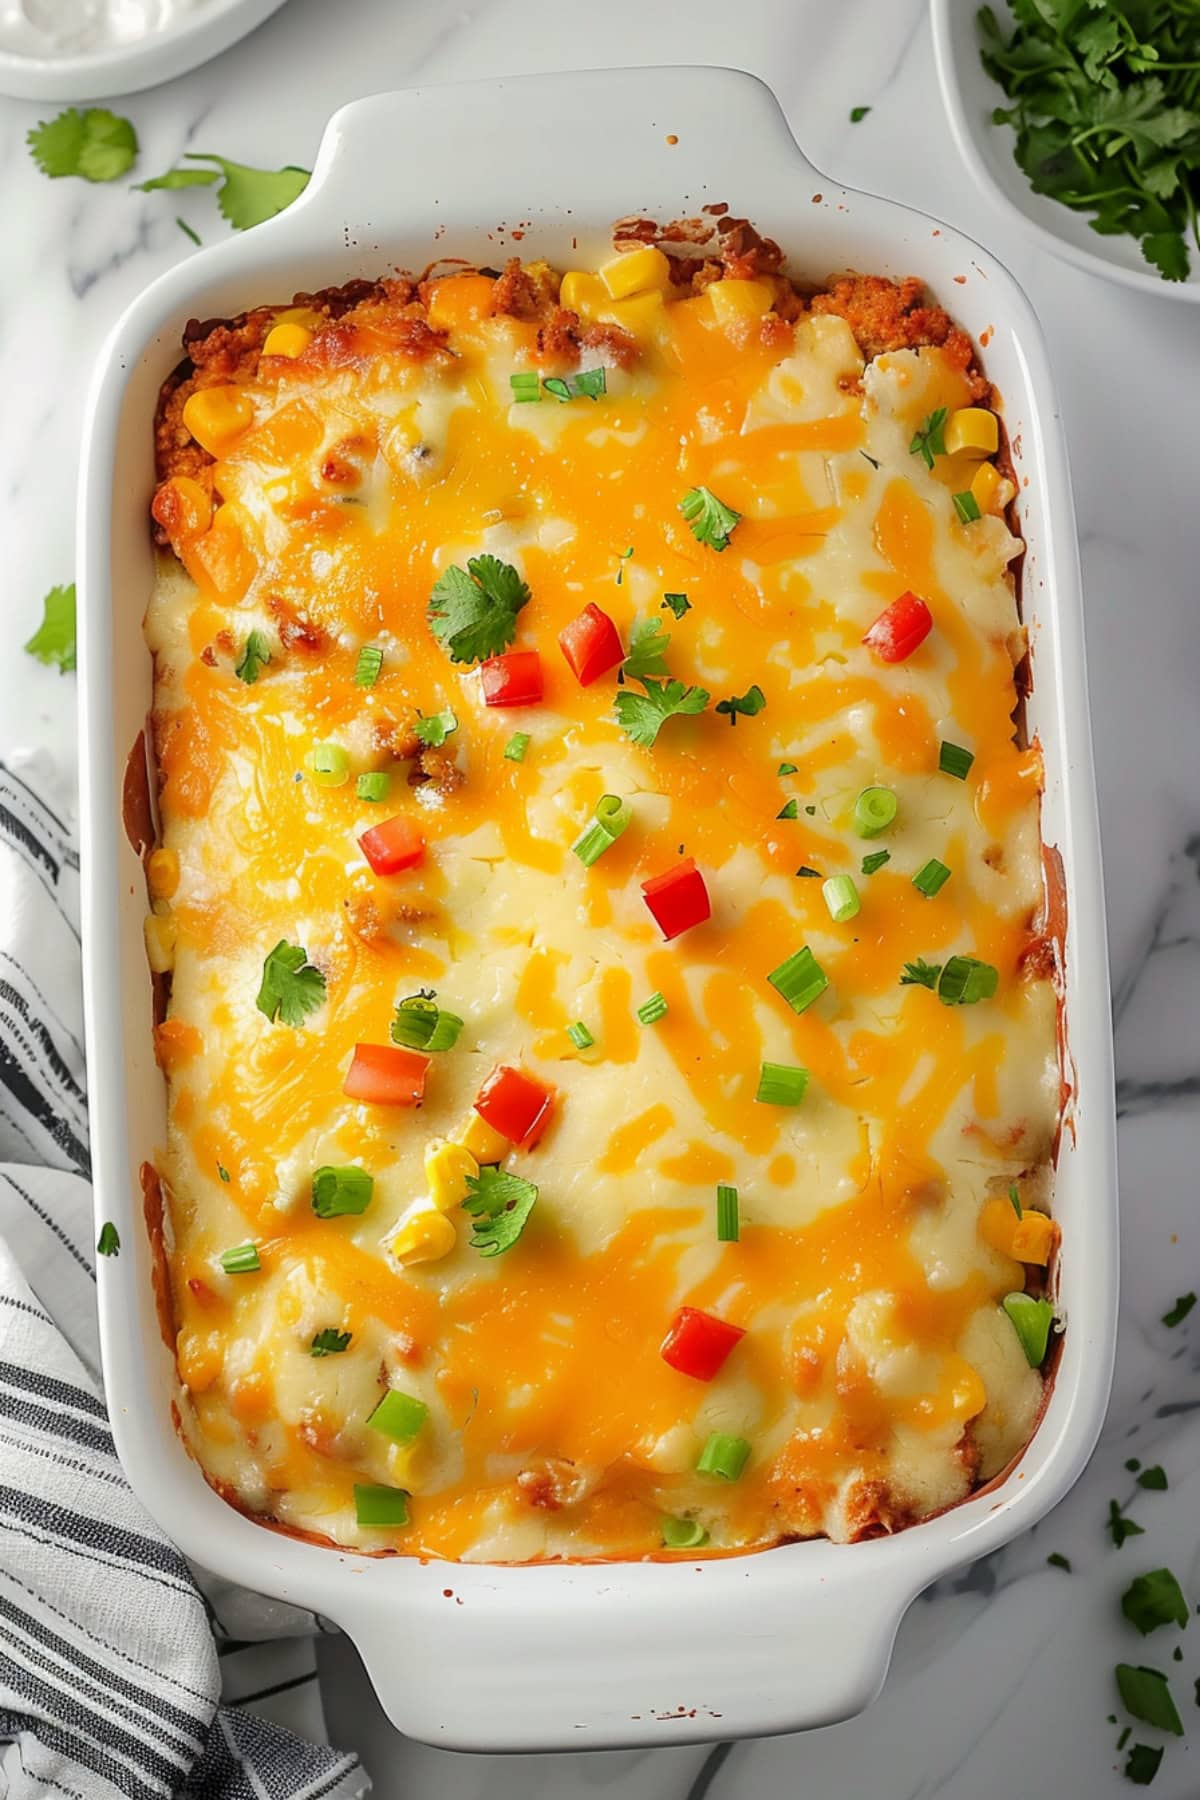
[
  {"x1": 970, "y1": 460, "x2": 1015, "y2": 516},
  {"x1": 143, "y1": 912, "x2": 177, "y2": 974},
  {"x1": 559, "y1": 270, "x2": 607, "y2": 317},
  {"x1": 147, "y1": 846, "x2": 180, "y2": 899},
  {"x1": 392, "y1": 1201, "x2": 457, "y2": 1266},
  {"x1": 601, "y1": 291, "x2": 666, "y2": 339},
  {"x1": 707, "y1": 279, "x2": 774, "y2": 325},
  {"x1": 182, "y1": 386, "x2": 254, "y2": 457},
  {"x1": 456, "y1": 1111, "x2": 511, "y2": 1165},
  {"x1": 599, "y1": 245, "x2": 671, "y2": 300},
  {"x1": 424, "y1": 1139, "x2": 478, "y2": 1213},
  {"x1": 944, "y1": 407, "x2": 999, "y2": 457},
  {"x1": 262, "y1": 322, "x2": 312, "y2": 359},
  {"x1": 1011, "y1": 1211, "x2": 1055, "y2": 1266}
]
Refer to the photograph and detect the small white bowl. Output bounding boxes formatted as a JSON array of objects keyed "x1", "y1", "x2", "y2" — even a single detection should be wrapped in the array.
[
  {"x1": 931, "y1": 0, "x2": 1200, "y2": 303},
  {"x1": 0, "y1": 0, "x2": 289, "y2": 101}
]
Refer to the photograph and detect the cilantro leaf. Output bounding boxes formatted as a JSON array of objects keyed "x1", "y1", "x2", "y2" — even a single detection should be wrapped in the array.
[
  {"x1": 179, "y1": 154, "x2": 310, "y2": 230},
  {"x1": 256, "y1": 940, "x2": 327, "y2": 1027},
  {"x1": 134, "y1": 167, "x2": 220, "y2": 192},
  {"x1": 679, "y1": 485, "x2": 742, "y2": 551},
  {"x1": 427, "y1": 555, "x2": 530, "y2": 664},
  {"x1": 1115, "y1": 1664, "x2": 1184, "y2": 1736},
  {"x1": 1046, "y1": 1552, "x2": 1071, "y2": 1572},
  {"x1": 1137, "y1": 1465, "x2": 1168, "y2": 1492},
  {"x1": 715, "y1": 684, "x2": 766, "y2": 727},
  {"x1": 28, "y1": 108, "x2": 138, "y2": 182},
  {"x1": 662, "y1": 593, "x2": 691, "y2": 619},
  {"x1": 235, "y1": 629, "x2": 271, "y2": 684},
  {"x1": 1142, "y1": 230, "x2": 1190, "y2": 281},
  {"x1": 1109, "y1": 1497, "x2": 1146, "y2": 1549},
  {"x1": 1162, "y1": 1292, "x2": 1195, "y2": 1327},
  {"x1": 614, "y1": 677, "x2": 710, "y2": 748},
  {"x1": 413, "y1": 708, "x2": 458, "y2": 748},
  {"x1": 1123, "y1": 1743, "x2": 1163, "y2": 1786},
  {"x1": 25, "y1": 584, "x2": 76, "y2": 673},
  {"x1": 310, "y1": 1328, "x2": 352, "y2": 1357},
  {"x1": 909, "y1": 408, "x2": 948, "y2": 471},
  {"x1": 462, "y1": 1166, "x2": 538, "y2": 1257},
  {"x1": 850, "y1": 105, "x2": 872, "y2": 123},
  {"x1": 622, "y1": 615, "x2": 671, "y2": 682},
  {"x1": 96, "y1": 1222, "x2": 120, "y2": 1257},
  {"x1": 1122, "y1": 1569, "x2": 1188, "y2": 1636},
  {"x1": 900, "y1": 957, "x2": 941, "y2": 989}
]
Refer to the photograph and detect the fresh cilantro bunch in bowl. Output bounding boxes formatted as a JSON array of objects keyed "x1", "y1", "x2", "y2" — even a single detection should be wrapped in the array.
[{"x1": 931, "y1": 0, "x2": 1200, "y2": 300}]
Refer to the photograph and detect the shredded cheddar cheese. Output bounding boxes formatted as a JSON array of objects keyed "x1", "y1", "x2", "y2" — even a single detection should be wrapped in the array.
[{"x1": 145, "y1": 246, "x2": 1058, "y2": 1562}]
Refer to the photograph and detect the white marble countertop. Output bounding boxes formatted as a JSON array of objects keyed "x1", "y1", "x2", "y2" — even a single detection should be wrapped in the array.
[{"x1": 3, "y1": 0, "x2": 1199, "y2": 1793}]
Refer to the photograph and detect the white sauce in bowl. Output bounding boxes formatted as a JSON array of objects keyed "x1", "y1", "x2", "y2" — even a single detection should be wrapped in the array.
[{"x1": 0, "y1": 0, "x2": 210, "y2": 57}]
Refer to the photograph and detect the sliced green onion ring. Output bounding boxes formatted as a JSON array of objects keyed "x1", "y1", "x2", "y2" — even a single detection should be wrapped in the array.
[
  {"x1": 572, "y1": 794, "x2": 632, "y2": 867},
  {"x1": 755, "y1": 1062, "x2": 809, "y2": 1107},
  {"x1": 823, "y1": 874, "x2": 860, "y2": 922},
  {"x1": 661, "y1": 1515, "x2": 709, "y2": 1549},
  {"x1": 696, "y1": 1432, "x2": 751, "y2": 1482},
  {"x1": 311, "y1": 743, "x2": 350, "y2": 787},
  {"x1": 853, "y1": 786, "x2": 897, "y2": 838}
]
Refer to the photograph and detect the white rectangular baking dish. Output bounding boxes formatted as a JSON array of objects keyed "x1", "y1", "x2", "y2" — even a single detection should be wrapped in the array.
[{"x1": 77, "y1": 65, "x2": 1117, "y2": 1753}]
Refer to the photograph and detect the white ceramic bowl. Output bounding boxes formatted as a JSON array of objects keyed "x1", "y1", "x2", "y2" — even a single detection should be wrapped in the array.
[
  {"x1": 931, "y1": 0, "x2": 1200, "y2": 303},
  {"x1": 77, "y1": 64, "x2": 1118, "y2": 1753},
  {"x1": 0, "y1": 0, "x2": 288, "y2": 102}
]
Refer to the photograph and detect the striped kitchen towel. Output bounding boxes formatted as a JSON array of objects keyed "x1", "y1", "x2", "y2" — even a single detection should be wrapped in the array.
[{"x1": 0, "y1": 756, "x2": 368, "y2": 1800}]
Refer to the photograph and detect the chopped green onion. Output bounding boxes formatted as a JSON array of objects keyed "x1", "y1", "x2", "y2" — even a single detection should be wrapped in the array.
[
  {"x1": 755, "y1": 1062, "x2": 809, "y2": 1107},
  {"x1": 696, "y1": 1432, "x2": 751, "y2": 1481},
  {"x1": 217, "y1": 1164, "x2": 231, "y2": 1183},
  {"x1": 572, "y1": 794, "x2": 632, "y2": 866},
  {"x1": 391, "y1": 994, "x2": 463, "y2": 1052},
  {"x1": 220, "y1": 1242, "x2": 260, "y2": 1274},
  {"x1": 822, "y1": 874, "x2": 860, "y2": 922},
  {"x1": 1002, "y1": 1292, "x2": 1054, "y2": 1366},
  {"x1": 861, "y1": 850, "x2": 890, "y2": 875},
  {"x1": 354, "y1": 1483, "x2": 409, "y2": 1527},
  {"x1": 716, "y1": 1184, "x2": 739, "y2": 1243},
  {"x1": 543, "y1": 376, "x2": 573, "y2": 402},
  {"x1": 912, "y1": 858, "x2": 951, "y2": 898},
  {"x1": 953, "y1": 490, "x2": 982, "y2": 524},
  {"x1": 661, "y1": 1515, "x2": 709, "y2": 1549},
  {"x1": 769, "y1": 946, "x2": 828, "y2": 1014},
  {"x1": 311, "y1": 1165, "x2": 374, "y2": 1218},
  {"x1": 1009, "y1": 1183, "x2": 1023, "y2": 1218},
  {"x1": 777, "y1": 799, "x2": 799, "y2": 821},
  {"x1": 311, "y1": 743, "x2": 349, "y2": 787},
  {"x1": 853, "y1": 786, "x2": 897, "y2": 838},
  {"x1": 509, "y1": 371, "x2": 541, "y2": 402},
  {"x1": 567, "y1": 1021, "x2": 595, "y2": 1050},
  {"x1": 96, "y1": 1222, "x2": 120, "y2": 1257},
  {"x1": 938, "y1": 955, "x2": 998, "y2": 1005},
  {"x1": 310, "y1": 1328, "x2": 351, "y2": 1357},
  {"x1": 637, "y1": 991, "x2": 668, "y2": 1026},
  {"x1": 938, "y1": 741, "x2": 975, "y2": 780},
  {"x1": 503, "y1": 732, "x2": 530, "y2": 763},
  {"x1": 366, "y1": 1388, "x2": 428, "y2": 1443},
  {"x1": 573, "y1": 367, "x2": 607, "y2": 400},
  {"x1": 354, "y1": 645, "x2": 383, "y2": 688},
  {"x1": 777, "y1": 761, "x2": 798, "y2": 776},
  {"x1": 356, "y1": 772, "x2": 390, "y2": 802}
]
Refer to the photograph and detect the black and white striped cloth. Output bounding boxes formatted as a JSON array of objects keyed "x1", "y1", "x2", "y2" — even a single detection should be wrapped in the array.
[{"x1": 0, "y1": 757, "x2": 368, "y2": 1800}]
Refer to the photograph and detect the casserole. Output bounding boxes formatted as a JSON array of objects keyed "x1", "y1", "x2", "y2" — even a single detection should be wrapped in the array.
[{"x1": 78, "y1": 65, "x2": 1117, "y2": 1750}]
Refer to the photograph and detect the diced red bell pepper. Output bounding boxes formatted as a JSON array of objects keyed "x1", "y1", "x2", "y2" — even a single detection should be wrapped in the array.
[
  {"x1": 558, "y1": 603, "x2": 624, "y2": 687},
  {"x1": 862, "y1": 591, "x2": 932, "y2": 663},
  {"x1": 344, "y1": 1042, "x2": 430, "y2": 1106},
  {"x1": 641, "y1": 858, "x2": 710, "y2": 941},
  {"x1": 660, "y1": 1306, "x2": 745, "y2": 1382},
  {"x1": 359, "y1": 814, "x2": 424, "y2": 874},
  {"x1": 474, "y1": 1063, "x2": 555, "y2": 1145},
  {"x1": 480, "y1": 650, "x2": 544, "y2": 707}
]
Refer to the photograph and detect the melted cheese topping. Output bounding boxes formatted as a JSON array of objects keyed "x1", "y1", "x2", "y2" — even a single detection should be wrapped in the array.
[{"x1": 146, "y1": 262, "x2": 1058, "y2": 1562}]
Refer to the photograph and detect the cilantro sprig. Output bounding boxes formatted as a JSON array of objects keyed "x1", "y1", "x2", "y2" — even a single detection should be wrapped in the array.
[
  {"x1": 413, "y1": 708, "x2": 458, "y2": 748},
  {"x1": 978, "y1": 2, "x2": 1200, "y2": 281},
  {"x1": 135, "y1": 154, "x2": 311, "y2": 230},
  {"x1": 256, "y1": 940, "x2": 327, "y2": 1028},
  {"x1": 235, "y1": 629, "x2": 271, "y2": 685},
  {"x1": 28, "y1": 108, "x2": 138, "y2": 183},
  {"x1": 25, "y1": 584, "x2": 76, "y2": 673},
  {"x1": 621, "y1": 616, "x2": 671, "y2": 683},
  {"x1": 462, "y1": 1166, "x2": 538, "y2": 1257},
  {"x1": 615, "y1": 676, "x2": 710, "y2": 749},
  {"x1": 427, "y1": 555, "x2": 530, "y2": 665},
  {"x1": 909, "y1": 407, "x2": 948, "y2": 471},
  {"x1": 715, "y1": 684, "x2": 766, "y2": 726},
  {"x1": 679, "y1": 485, "x2": 741, "y2": 551}
]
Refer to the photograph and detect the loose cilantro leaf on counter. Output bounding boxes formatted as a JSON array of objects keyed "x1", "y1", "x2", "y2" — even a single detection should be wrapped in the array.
[
  {"x1": 135, "y1": 167, "x2": 221, "y2": 191},
  {"x1": 850, "y1": 105, "x2": 872, "y2": 123},
  {"x1": 235, "y1": 629, "x2": 271, "y2": 684},
  {"x1": 1137, "y1": 1465, "x2": 1168, "y2": 1492},
  {"x1": 1115, "y1": 1664, "x2": 1184, "y2": 1736},
  {"x1": 428, "y1": 555, "x2": 530, "y2": 664},
  {"x1": 25, "y1": 584, "x2": 76, "y2": 672},
  {"x1": 1124, "y1": 1743, "x2": 1163, "y2": 1786},
  {"x1": 183, "y1": 154, "x2": 310, "y2": 229},
  {"x1": 310, "y1": 1329, "x2": 352, "y2": 1357},
  {"x1": 1046, "y1": 1552, "x2": 1071, "y2": 1572},
  {"x1": 1121, "y1": 1569, "x2": 1188, "y2": 1636},
  {"x1": 909, "y1": 407, "x2": 948, "y2": 471},
  {"x1": 715, "y1": 684, "x2": 766, "y2": 727},
  {"x1": 413, "y1": 708, "x2": 458, "y2": 748},
  {"x1": 621, "y1": 615, "x2": 671, "y2": 683},
  {"x1": 176, "y1": 218, "x2": 202, "y2": 246},
  {"x1": 462, "y1": 1167, "x2": 538, "y2": 1258},
  {"x1": 256, "y1": 940, "x2": 326, "y2": 1028},
  {"x1": 96, "y1": 1222, "x2": 120, "y2": 1257},
  {"x1": 28, "y1": 108, "x2": 138, "y2": 182},
  {"x1": 679, "y1": 485, "x2": 741, "y2": 551},
  {"x1": 1109, "y1": 1498, "x2": 1146, "y2": 1549},
  {"x1": 615, "y1": 676, "x2": 710, "y2": 748},
  {"x1": 1162, "y1": 1292, "x2": 1195, "y2": 1327}
]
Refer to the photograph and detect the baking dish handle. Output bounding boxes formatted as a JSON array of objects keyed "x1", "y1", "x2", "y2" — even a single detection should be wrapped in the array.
[{"x1": 334, "y1": 1554, "x2": 924, "y2": 1752}]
